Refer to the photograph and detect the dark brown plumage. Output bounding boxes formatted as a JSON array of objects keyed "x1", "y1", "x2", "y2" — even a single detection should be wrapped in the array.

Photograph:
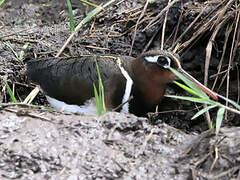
[
  {"x1": 27, "y1": 55, "x2": 133, "y2": 109},
  {"x1": 26, "y1": 50, "x2": 217, "y2": 116}
]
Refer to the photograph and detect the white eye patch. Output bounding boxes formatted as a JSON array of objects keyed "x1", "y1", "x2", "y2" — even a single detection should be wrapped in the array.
[
  {"x1": 145, "y1": 55, "x2": 160, "y2": 63},
  {"x1": 145, "y1": 55, "x2": 171, "y2": 68}
]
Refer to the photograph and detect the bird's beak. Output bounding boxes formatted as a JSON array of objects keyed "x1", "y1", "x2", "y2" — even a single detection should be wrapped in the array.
[{"x1": 177, "y1": 68, "x2": 218, "y2": 101}]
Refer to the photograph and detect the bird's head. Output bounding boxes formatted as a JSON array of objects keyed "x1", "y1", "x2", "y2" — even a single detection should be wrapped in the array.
[{"x1": 132, "y1": 50, "x2": 218, "y2": 100}]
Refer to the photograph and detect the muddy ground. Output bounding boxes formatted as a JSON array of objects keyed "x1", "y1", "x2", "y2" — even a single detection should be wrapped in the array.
[{"x1": 0, "y1": 0, "x2": 240, "y2": 179}]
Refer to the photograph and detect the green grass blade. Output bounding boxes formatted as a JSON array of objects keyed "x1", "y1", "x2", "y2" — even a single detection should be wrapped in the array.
[
  {"x1": 99, "y1": 82, "x2": 106, "y2": 112},
  {"x1": 81, "y1": 5, "x2": 102, "y2": 24},
  {"x1": 67, "y1": 0, "x2": 75, "y2": 32},
  {"x1": 3, "y1": 42, "x2": 19, "y2": 60},
  {"x1": 191, "y1": 104, "x2": 218, "y2": 120},
  {"x1": 94, "y1": 58, "x2": 106, "y2": 114},
  {"x1": 76, "y1": 0, "x2": 98, "y2": 7},
  {"x1": 0, "y1": 0, "x2": 5, "y2": 6},
  {"x1": 98, "y1": 81, "x2": 102, "y2": 110},
  {"x1": 93, "y1": 83, "x2": 102, "y2": 116},
  {"x1": 56, "y1": 3, "x2": 103, "y2": 57},
  {"x1": 169, "y1": 67, "x2": 209, "y2": 99},
  {"x1": 173, "y1": 80, "x2": 199, "y2": 97},
  {"x1": 218, "y1": 95, "x2": 240, "y2": 111},
  {"x1": 75, "y1": 4, "x2": 102, "y2": 32},
  {"x1": 19, "y1": 43, "x2": 29, "y2": 61},
  {"x1": 227, "y1": 99, "x2": 240, "y2": 110},
  {"x1": 95, "y1": 60, "x2": 102, "y2": 82},
  {"x1": 165, "y1": 95, "x2": 212, "y2": 104},
  {"x1": 23, "y1": 86, "x2": 40, "y2": 104},
  {"x1": 210, "y1": 121, "x2": 214, "y2": 129},
  {"x1": 216, "y1": 107, "x2": 225, "y2": 135},
  {"x1": 5, "y1": 81, "x2": 18, "y2": 103}
]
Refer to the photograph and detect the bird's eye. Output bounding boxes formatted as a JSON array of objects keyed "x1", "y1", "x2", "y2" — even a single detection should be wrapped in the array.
[
  {"x1": 145, "y1": 55, "x2": 171, "y2": 68},
  {"x1": 157, "y1": 56, "x2": 171, "y2": 68}
]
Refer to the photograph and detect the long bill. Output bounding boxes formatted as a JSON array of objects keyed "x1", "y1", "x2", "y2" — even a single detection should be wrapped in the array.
[{"x1": 177, "y1": 68, "x2": 219, "y2": 101}]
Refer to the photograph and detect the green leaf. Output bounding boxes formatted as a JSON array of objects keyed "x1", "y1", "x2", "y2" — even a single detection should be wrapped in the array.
[
  {"x1": 165, "y1": 95, "x2": 212, "y2": 104},
  {"x1": 216, "y1": 107, "x2": 225, "y2": 135},
  {"x1": 169, "y1": 67, "x2": 209, "y2": 99},
  {"x1": 5, "y1": 81, "x2": 17, "y2": 103},
  {"x1": 67, "y1": 0, "x2": 75, "y2": 32},
  {"x1": 191, "y1": 104, "x2": 218, "y2": 119}
]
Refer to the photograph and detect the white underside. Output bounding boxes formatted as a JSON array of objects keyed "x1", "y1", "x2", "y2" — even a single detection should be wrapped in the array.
[{"x1": 46, "y1": 95, "x2": 98, "y2": 116}]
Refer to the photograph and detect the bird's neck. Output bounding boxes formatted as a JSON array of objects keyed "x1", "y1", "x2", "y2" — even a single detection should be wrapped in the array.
[{"x1": 129, "y1": 60, "x2": 167, "y2": 115}]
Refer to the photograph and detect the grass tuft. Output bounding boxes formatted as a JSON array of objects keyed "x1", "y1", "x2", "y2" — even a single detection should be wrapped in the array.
[
  {"x1": 5, "y1": 81, "x2": 18, "y2": 103},
  {"x1": 93, "y1": 57, "x2": 106, "y2": 116},
  {"x1": 166, "y1": 67, "x2": 240, "y2": 135},
  {"x1": 3, "y1": 42, "x2": 29, "y2": 62}
]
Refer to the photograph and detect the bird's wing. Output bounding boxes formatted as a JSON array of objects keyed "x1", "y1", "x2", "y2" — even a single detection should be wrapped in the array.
[{"x1": 26, "y1": 55, "x2": 134, "y2": 105}]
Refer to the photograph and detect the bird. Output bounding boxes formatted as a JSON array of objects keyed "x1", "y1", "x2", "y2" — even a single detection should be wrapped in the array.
[{"x1": 26, "y1": 50, "x2": 218, "y2": 116}]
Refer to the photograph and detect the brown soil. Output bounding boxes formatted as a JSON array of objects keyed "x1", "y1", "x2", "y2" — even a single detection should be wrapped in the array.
[{"x1": 0, "y1": 0, "x2": 240, "y2": 179}]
